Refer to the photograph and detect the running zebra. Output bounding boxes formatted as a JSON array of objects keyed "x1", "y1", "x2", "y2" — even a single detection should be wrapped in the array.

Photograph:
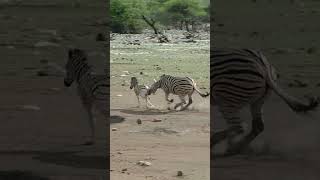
[
  {"x1": 64, "y1": 48, "x2": 108, "y2": 145},
  {"x1": 147, "y1": 74, "x2": 209, "y2": 111},
  {"x1": 211, "y1": 48, "x2": 319, "y2": 155},
  {"x1": 130, "y1": 77, "x2": 154, "y2": 108}
]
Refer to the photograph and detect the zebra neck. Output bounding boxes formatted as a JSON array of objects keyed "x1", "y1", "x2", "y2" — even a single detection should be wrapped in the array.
[{"x1": 77, "y1": 69, "x2": 92, "y2": 83}]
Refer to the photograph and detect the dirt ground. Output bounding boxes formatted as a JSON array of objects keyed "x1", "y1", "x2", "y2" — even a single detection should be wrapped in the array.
[
  {"x1": 110, "y1": 31, "x2": 210, "y2": 179},
  {"x1": 213, "y1": 0, "x2": 320, "y2": 179},
  {"x1": 0, "y1": 0, "x2": 107, "y2": 179}
]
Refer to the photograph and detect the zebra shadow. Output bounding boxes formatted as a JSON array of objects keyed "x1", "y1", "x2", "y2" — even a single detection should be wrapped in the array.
[
  {"x1": 0, "y1": 150, "x2": 107, "y2": 170},
  {"x1": 119, "y1": 108, "x2": 177, "y2": 115},
  {"x1": 110, "y1": 115, "x2": 125, "y2": 124}
]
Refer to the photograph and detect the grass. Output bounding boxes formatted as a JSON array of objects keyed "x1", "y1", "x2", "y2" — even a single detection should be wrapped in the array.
[{"x1": 111, "y1": 37, "x2": 209, "y2": 89}]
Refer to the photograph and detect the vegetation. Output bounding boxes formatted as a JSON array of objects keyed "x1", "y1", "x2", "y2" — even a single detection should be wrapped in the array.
[{"x1": 110, "y1": 0, "x2": 210, "y2": 34}]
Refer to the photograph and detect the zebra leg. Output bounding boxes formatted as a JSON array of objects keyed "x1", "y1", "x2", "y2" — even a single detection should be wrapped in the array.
[
  {"x1": 174, "y1": 95, "x2": 186, "y2": 110},
  {"x1": 146, "y1": 97, "x2": 155, "y2": 107},
  {"x1": 165, "y1": 93, "x2": 173, "y2": 110},
  {"x1": 136, "y1": 96, "x2": 140, "y2": 108},
  {"x1": 211, "y1": 125, "x2": 244, "y2": 147},
  {"x1": 226, "y1": 100, "x2": 264, "y2": 155},
  {"x1": 181, "y1": 94, "x2": 193, "y2": 111},
  {"x1": 83, "y1": 104, "x2": 96, "y2": 145}
]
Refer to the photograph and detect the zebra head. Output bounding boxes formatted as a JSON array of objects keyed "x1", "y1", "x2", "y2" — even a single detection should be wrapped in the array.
[
  {"x1": 64, "y1": 48, "x2": 88, "y2": 87},
  {"x1": 147, "y1": 79, "x2": 161, "y2": 95},
  {"x1": 130, "y1": 77, "x2": 138, "y2": 89}
]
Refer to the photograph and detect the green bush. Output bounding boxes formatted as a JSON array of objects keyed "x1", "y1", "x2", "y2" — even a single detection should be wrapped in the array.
[{"x1": 111, "y1": 0, "x2": 148, "y2": 33}]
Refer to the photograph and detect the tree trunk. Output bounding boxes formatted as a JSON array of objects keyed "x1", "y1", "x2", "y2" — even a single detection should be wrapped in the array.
[{"x1": 141, "y1": 15, "x2": 158, "y2": 34}]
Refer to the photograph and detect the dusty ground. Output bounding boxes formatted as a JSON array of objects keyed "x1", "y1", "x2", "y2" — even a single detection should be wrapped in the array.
[
  {"x1": 110, "y1": 30, "x2": 210, "y2": 179},
  {"x1": 0, "y1": 0, "x2": 107, "y2": 179},
  {"x1": 213, "y1": 0, "x2": 320, "y2": 179}
]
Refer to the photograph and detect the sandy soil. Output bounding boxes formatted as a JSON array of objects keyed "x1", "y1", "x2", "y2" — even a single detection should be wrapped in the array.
[
  {"x1": 110, "y1": 87, "x2": 210, "y2": 180},
  {"x1": 0, "y1": 0, "x2": 107, "y2": 179}
]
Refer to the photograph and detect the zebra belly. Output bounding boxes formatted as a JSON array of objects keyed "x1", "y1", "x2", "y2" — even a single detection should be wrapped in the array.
[{"x1": 139, "y1": 89, "x2": 148, "y2": 98}]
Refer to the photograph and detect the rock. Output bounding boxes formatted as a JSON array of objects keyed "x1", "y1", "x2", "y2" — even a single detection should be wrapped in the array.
[
  {"x1": 152, "y1": 119, "x2": 162, "y2": 122},
  {"x1": 137, "y1": 161, "x2": 151, "y2": 166},
  {"x1": 177, "y1": 171, "x2": 183, "y2": 176},
  {"x1": 17, "y1": 105, "x2": 41, "y2": 111},
  {"x1": 137, "y1": 119, "x2": 142, "y2": 125}
]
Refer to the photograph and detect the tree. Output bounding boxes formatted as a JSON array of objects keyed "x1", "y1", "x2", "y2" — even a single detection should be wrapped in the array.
[
  {"x1": 110, "y1": 0, "x2": 148, "y2": 33},
  {"x1": 160, "y1": 0, "x2": 207, "y2": 31}
]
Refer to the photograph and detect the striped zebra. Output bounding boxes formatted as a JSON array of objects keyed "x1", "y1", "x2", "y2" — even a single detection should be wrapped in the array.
[
  {"x1": 64, "y1": 48, "x2": 108, "y2": 145},
  {"x1": 130, "y1": 77, "x2": 154, "y2": 108},
  {"x1": 147, "y1": 74, "x2": 209, "y2": 111},
  {"x1": 211, "y1": 48, "x2": 319, "y2": 155}
]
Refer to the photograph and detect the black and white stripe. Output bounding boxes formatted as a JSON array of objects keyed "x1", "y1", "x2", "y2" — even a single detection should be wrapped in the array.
[
  {"x1": 148, "y1": 74, "x2": 209, "y2": 110},
  {"x1": 64, "y1": 48, "x2": 108, "y2": 145},
  {"x1": 211, "y1": 48, "x2": 319, "y2": 154},
  {"x1": 130, "y1": 77, "x2": 154, "y2": 108}
]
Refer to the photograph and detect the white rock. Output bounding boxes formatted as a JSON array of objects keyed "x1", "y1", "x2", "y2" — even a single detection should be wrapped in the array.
[{"x1": 137, "y1": 161, "x2": 151, "y2": 166}]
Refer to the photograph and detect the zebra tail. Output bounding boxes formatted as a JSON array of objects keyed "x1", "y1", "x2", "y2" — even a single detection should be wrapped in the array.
[
  {"x1": 262, "y1": 54, "x2": 319, "y2": 113},
  {"x1": 192, "y1": 80, "x2": 209, "y2": 98}
]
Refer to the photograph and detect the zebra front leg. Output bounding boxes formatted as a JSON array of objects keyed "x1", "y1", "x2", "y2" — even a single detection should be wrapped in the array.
[
  {"x1": 83, "y1": 104, "x2": 96, "y2": 145},
  {"x1": 146, "y1": 96, "x2": 155, "y2": 107},
  {"x1": 165, "y1": 93, "x2": 173, "y2": 110},
  {"x1": 136, "y1": 95, "x2": 140, "y2": 108}
]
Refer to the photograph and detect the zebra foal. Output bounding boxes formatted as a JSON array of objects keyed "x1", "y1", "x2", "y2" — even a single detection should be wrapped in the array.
[
  {"x1": 147, "y1": 74, "x2": 209, "y2": 111},
  {"x1": 64, "y1": 48, "x2": 108, "y2": 145},
  {"x1": 211, "y1": 48, "x2": 319, "y2": 155},
  {"x1": 130, "y1": 77, "x2": 154, "y2": 108}
]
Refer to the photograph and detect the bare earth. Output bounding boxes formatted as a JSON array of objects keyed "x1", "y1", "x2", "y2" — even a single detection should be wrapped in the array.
[{"x1": 110, "y1": 88, "x2": 210, "y2": 180}]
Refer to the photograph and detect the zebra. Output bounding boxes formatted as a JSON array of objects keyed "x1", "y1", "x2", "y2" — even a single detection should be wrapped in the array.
[
  {"x1": 130, "y1": 77, "x2": 154, "y2": 108},
  {"x1": 211, "y1": 48, "x2": 319, "y2": 155},
  {"x1": 64, "y1": 48, "x2": 108, "y2": 145},
  {"x1": 147, "y1": 74, "x2": 209, "y2": 111}
]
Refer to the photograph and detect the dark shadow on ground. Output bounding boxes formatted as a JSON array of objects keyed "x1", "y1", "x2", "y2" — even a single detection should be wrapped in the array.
[
  {"x1": 110, "y1": 115, "x2": 125, "y2": 124},
  {"x1": 0, "y1": 150, "x2": 106, "y2": 170},
  {"x1": 0, "y1": 170, "x2": 49, "y2": 180},
  {"x1": 113, "y1": 108, "x2": 178, "y2": 115}
]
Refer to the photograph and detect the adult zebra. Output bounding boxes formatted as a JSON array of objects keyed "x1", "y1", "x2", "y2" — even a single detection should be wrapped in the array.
[
  {"x1": 147, "y1": 74, "x2": 209, "y2": 111},
  {"x1": 64, "y1": 48, "x2": 108, "y2": 145},
  {"x1": 211, "y1": 48, "x2": 319, "y2": 155}
]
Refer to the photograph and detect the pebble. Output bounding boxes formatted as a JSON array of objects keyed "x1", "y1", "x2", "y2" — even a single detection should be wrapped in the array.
[
  {"x1": 137, "y1": 161, "x2": 151, "y2": 166},
  {"x1": 177, "y1": 171, "x2": 183, "y2": 176}
]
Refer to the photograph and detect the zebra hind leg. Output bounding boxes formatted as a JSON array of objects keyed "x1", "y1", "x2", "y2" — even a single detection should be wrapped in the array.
[
  {"x1": 226, "y1": 100, "x2": 265, "y2": 155},
  {"x1": 211, "y1": 125, "x2": 244, "y2": 147},
  {"x1": 174, "y1": 95, "x2": 186, "y2": 110},
  {"x1": 180, "y1": 94, "x2": 192, "y2": 111}
]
